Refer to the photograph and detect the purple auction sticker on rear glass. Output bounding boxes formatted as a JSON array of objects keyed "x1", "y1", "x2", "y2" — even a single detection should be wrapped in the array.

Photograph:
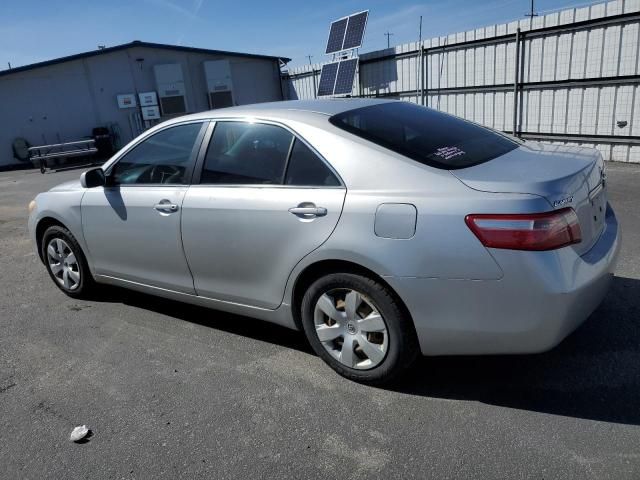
[{"x1": 434, "y1": 146, "x2": 465, "y2": 160}]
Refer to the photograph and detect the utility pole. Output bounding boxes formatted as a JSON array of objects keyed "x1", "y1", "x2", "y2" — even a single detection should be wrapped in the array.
[
  {"x1": 525, "y1": 0, "x2": 538, "y2": 28},
  {"x1": 384, "y1": 31, "x2": 394, "y2": 49},
  {"x1": 7, "y1": 62, "x2": 11, "y2": 70},
  {"x1": 307, "y1": 54, "x2": 317, "y2": 99}
]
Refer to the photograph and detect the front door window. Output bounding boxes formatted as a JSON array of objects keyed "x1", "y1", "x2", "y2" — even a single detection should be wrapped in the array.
[{"x1": 110, "y1": 123, "x2": 203, "y2": 185}]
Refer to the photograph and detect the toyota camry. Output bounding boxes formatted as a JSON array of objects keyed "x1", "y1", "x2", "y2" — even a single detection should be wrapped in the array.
[{"x1": 28, "y1": 99, "x2": 620, "y2": 384}]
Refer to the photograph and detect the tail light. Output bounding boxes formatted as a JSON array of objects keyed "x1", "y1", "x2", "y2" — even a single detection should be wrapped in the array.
[{"x1": 465, "y1": 208, "x2": 582, "y2": 251}]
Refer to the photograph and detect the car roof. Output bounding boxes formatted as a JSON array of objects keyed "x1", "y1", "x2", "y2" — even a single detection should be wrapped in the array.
[{"x1": 174, "y1": 98, "x2": 395, "y2": 124}]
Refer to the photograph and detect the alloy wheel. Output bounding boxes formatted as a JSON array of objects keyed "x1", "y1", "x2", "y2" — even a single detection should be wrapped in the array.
[
  {"x1": 313, "y1": 288, "x2": 389, "y2": 369},
  {"x1": 46, "y1": 238, "x2": 81, "y2": 291}
]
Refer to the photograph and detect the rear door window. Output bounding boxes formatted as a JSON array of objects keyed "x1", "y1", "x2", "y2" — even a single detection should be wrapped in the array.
[
  {"x1": 284, "y1": 140, "x2": 340, "y2": 187},
  {"x1": 329, "y1": 102, "x2": 518, "y2": 170},
  {"x1": 201, "y1": 122, "x2": 293, "y2": 185}
]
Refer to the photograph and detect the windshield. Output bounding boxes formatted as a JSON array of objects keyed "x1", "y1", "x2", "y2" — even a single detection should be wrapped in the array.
[{"x1": 329, "y1": 102, "x2": 518, "y2": 170}]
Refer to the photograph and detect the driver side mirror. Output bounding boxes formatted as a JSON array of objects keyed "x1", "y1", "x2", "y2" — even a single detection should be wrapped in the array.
[{"x1": 80, "y1": 167, "x2": 106, "y2": 188}]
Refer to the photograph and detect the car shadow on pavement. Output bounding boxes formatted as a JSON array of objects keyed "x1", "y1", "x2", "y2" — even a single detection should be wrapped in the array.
[
  {"x1": 95, "y1": 275, "x2": 639, "y2": 425},
  {"x1": 96, "y1": 286, "x2": 313, "y2": 354},
  {"x1": 393, "y1": 275, "x2": 640, "y2": 426}
]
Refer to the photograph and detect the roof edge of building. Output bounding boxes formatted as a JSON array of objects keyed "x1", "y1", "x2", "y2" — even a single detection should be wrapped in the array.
[{"x1": 0, "y1": 40, "x2": 290, "y2": 78}]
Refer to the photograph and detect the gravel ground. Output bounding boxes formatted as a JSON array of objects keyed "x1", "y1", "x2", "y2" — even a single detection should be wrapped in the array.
[{"x1": 0, "y1": 163, "x2": 639, "y2": 479}]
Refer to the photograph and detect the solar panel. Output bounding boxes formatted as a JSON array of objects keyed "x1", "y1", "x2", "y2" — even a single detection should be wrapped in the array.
[
  {"x1": 325, "y1": 17, "x2": 348, "y2": 54},
  {"x1": 342, "y1": 11, "x2": 368, "y2": 50},
  {"x1": 333, "y1": 59, "x2": 358, "y2": 95},
  {"x1": 317, "y1": 62, "x2": 339, "y2": 96}
]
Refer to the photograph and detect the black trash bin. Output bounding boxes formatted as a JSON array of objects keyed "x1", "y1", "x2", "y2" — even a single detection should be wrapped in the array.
[{"x1": 92, "y1": 127, "x2": 113, "y2": 158}]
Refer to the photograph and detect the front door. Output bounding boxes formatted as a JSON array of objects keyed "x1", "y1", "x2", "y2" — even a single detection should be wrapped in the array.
[
  {"x1": 181, "y1": 120, "x2": 346, "y2": 309},
  {"x1": 82, "y1": 121, "x2": 206, "y2": 293}
]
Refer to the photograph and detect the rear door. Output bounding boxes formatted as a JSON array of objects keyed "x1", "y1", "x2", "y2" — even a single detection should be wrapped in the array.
[{"x1": 181, "y1": 120, "x2": 346, "y2": 309}]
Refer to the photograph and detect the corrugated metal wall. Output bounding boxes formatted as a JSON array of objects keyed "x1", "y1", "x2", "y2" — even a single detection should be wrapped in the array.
[{"x1": 284, "y1": 0, "x2": 640, "y2": 162}]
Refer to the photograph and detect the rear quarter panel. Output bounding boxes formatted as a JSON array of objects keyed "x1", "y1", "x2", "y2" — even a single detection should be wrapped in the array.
[{"x1": 280, "y1": 121, "x2": 552, "y2": 305}]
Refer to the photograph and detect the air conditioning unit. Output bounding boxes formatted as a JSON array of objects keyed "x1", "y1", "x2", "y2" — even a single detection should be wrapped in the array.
[
  {"x1": 153, "y1": 64, "x2": 188, "y2": 116},
  {"x1": 203, "y1": 60, "x2": 234, "y2": 109}
]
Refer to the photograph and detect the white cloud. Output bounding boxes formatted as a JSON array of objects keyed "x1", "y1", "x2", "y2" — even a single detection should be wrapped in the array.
[
  {"x1": 192, "y1": 0, "x2": 204, "y2": 14},
  {"x1": 142, "y1": 0, "x2": 201, "y2": 20},
  {"x1": 367, "y1": 5, "x2": 425, "y2": 31}
]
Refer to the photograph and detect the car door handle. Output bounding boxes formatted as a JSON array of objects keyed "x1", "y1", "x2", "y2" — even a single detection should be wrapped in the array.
[
  {"x1": 154, "y1": 203, "x2": 179, "y2": 212},
  {"x1": 288, "y1": 206, "x2": 327, "y2": 217}
]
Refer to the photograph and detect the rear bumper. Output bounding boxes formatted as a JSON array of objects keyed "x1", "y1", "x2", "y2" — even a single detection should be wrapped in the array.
[{"x1": 386, "y1": 204, "x2": 621, "y2": 356}]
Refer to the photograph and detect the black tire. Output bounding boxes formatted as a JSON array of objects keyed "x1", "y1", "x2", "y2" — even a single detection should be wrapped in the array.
[
  {"x1": 301, "y1": 273, "x2": 419, "y2": 385},
  {"x1": 41, "y1": 225, "x2": 96, "y2": 299}
]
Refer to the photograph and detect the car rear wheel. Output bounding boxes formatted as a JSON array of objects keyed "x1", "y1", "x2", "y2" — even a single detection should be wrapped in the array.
[
  {"x1": 301, "y1": 273, "x2": 419, "y2": 385},
  {"x1": 41, "y1": 225, "x2": 95, "y2": 298}
]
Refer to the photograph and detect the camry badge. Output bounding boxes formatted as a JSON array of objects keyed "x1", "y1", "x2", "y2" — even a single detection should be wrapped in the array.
[{"x1": 553, "y1": 196, "x2": 573, "y2": 207}]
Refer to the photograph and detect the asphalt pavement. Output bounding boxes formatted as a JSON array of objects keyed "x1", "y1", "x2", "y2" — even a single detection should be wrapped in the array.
[{"x1": 0, "y1": 162, "x2": 639, "y2": 479}]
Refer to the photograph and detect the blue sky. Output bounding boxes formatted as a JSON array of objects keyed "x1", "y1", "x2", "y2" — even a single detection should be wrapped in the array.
[{"x1": 1, "y1": 0, "x2": 600, "y2": 70}]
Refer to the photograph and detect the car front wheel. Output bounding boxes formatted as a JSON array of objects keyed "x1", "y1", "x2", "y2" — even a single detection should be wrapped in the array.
[
  {"x1": 41, "y1": 225, "x2": 95, "y2": 298},
  {"x1": 301, "y1": 273, "x2": 419, "y2": 385}
]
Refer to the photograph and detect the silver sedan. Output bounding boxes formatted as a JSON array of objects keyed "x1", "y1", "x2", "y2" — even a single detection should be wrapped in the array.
[{"x1": 28, "y1": 99, "x2": 621, "y2": 384}]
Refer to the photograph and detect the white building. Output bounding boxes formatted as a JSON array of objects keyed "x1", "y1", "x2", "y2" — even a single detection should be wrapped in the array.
[{"x1": 0, "y1": 41, "x2": 288, "y2": 168}]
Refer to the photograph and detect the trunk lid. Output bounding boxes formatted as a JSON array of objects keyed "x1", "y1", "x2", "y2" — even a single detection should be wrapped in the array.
[{"x1": 452, "y1": 141, "x2": 607, "y2": 255}]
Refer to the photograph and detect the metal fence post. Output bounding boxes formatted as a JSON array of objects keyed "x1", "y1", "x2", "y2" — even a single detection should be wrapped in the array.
[
  {"x1": 311, "y1": 68, "x2": 317, "y2": 99},
  {"x1": 421, "y1": 45, "x2": 427, "y2": 106},
  {"x1": 513, "y1": 28, "x2": 520, "y2": 136}
]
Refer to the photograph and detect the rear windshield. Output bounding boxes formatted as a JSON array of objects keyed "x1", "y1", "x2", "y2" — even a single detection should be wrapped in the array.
[{"x1": 329, "y1": 102, "x2": 518, "y2": 170}]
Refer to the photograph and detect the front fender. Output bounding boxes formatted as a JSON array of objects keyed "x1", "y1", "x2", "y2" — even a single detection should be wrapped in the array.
[{"x1": 29, "y1": 190, "x2": 93, "y2": 273}]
